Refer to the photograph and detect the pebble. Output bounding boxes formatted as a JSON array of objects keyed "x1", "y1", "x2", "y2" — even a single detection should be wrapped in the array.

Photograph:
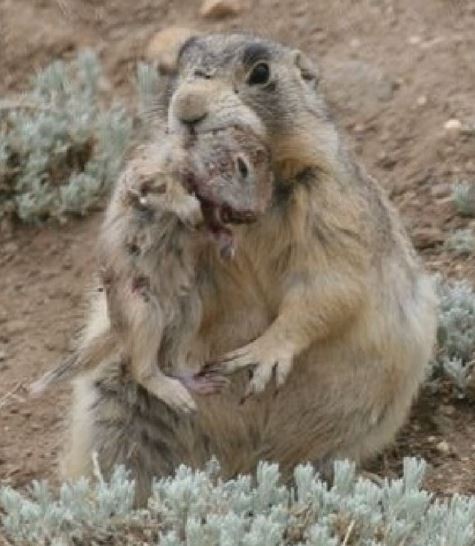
[
  {"x1": 5, "y1": 319, "x2": 28, "y2": 335},
  {"x1": 431, "y1": 183, "x2": 451, "y2": 199},
  {"x1": 200, "y1": 0, "x2": 243, "y2": 18},
  {"x1": 408, "y1": 35, "x2": 422, "y2": 45},
  {"x1": 444, "y1": 118, "x2": 463, "y2": 138},
  {"x1": 416, "y1": 95, "x2": 427, "y2": 107},
  {"x1": 436, "y1": 440, "x2": 451, "y2": 455},
  {"x1": 412, "y1": 227, "x2": 444, "y2": 249},
  {"x1": 0, "y1": 350, "x2": 6, "y2": 361},
  {"x1": 145, "y1": 27, "x2": 199, "y2": 74}
]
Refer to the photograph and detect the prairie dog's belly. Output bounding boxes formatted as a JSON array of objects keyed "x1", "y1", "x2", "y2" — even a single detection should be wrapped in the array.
[{"x1": 197, "y1": 255, "x2": 277, "y2": 358}]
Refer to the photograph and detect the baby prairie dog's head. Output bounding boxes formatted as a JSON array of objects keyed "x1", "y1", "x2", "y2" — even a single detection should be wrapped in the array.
[
  {"x1": 183, "y1": 126, "x2": 273, "y2": 259},
  {"x1": 185, "y1": 126, "x2": 273, "y2": 224},
  {"x1": 165, "y1": 33, "x2": 336, "y2": 180},
  {"x1": 120, "y1": 129, "x2": 272, "y2": 259}
]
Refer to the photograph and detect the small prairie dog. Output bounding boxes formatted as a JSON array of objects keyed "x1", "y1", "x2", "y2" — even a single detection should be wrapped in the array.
[{"x1": 31, "y1": 129, "x2": 273, "y2": 413}]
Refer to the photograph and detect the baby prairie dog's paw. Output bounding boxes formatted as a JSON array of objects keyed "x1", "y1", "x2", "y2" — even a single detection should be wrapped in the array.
[
  {"x1": 147, "y1": 375, "x2": 197, "y2": 414},
  {"x1": 208, "y1": 339, "x2": 294, "y2": 400},
  {"x1": 176, "y1": 195, "x2": 204, "y2": 229}
]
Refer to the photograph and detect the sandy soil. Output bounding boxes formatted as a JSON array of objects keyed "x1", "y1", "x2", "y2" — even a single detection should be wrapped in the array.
[{"x1": 1, "y1": 0, "x2": 475, "y2": 496}]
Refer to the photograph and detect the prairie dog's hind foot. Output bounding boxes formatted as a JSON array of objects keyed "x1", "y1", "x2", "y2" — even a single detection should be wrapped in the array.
[
  {"x1": 174, "y1": 370, "x2": 230, "y2": 396},
  {"x1": 139, "y1": 373, "x2": 197, "y2": 414}
]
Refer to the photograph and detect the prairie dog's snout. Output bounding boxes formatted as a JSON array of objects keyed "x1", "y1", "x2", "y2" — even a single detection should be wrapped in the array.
[
  {"x1": 173, "y1": 85, "x2": 209, "y2": 127},
  {"x1": 168, "y1": 79, "x2": 266, "y2": 139}
]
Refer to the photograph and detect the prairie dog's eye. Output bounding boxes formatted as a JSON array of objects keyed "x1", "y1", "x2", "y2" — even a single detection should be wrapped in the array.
[{"x1": 247, "y1": 62, "x2": 271, "y2": 85}]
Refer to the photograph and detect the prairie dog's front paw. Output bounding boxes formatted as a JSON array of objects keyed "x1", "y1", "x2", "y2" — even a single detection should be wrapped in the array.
[{"x1": 211, "y1": 341, "x2": 294, "y2": 399}]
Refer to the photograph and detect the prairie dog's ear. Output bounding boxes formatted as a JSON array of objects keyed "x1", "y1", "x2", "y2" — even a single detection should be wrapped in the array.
[
  {"x1": 292, "y1": 50, "x2": 319, "y2": 88},
  {"x1": 145, "y1": 27, "x2": 201, "y2": 75}
]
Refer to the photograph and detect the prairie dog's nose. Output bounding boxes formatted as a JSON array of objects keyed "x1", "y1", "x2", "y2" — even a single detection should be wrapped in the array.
[{"x1": 173, "y1": 89, "x2": 208, "y2": 125}]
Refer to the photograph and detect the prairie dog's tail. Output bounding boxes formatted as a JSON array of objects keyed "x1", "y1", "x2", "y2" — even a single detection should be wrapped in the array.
[{"x1": 29, "y1": 333, "x2": 117, "y2": 397}]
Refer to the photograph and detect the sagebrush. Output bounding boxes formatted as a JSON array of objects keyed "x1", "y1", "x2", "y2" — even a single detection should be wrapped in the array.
[
  {"x1": 1, "y1": 458, "x2": 475, "y2": 545},
  {"x1": 452, "y1": 180, "x2": 475, "y2": 218},
  {"x1": 445, "y1": 229, "x2": 475, "y2": 256},
  {"x1": 0, "y1": 51, "x2": 132, "y2": 223},
  {"x1": 428, "y1": 277, "x2": 475, "y2": 395}
]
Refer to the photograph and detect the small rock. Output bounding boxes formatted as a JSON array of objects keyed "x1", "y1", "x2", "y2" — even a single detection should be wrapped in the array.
[
  {"x1": 416, "y1": 95, "x2": 427, "y2": 107},
  {"x1": 0, "y1": 350, "x2": 6, "y2": 361},
  {"x1": 350, "y1": 38, "x2": 361, "y2": 49},
  {"x1": 444, "y1": 118, "x2": 463, "y2": 138},
  {"x1": 5, "y1": 319, "x2": 28, "y2": 335},
  {"x1": 200, "y1": 0, "x2": 243, "y2": 19},
  {"x1": 431, "y1": 183, "x2": 450, "y2": 199},
  {"x1": 408, "y1": 35, "x2": 422, "y2": 45},
  {"x1": 436, "y1": 440, "x2": 451, "y2": 455},
  {"x1": 412, "y1": 227, "x2": 444, "y2": 249},
  {"x1": 145, "y1": 27, "x2": 200, "y2": 74}
]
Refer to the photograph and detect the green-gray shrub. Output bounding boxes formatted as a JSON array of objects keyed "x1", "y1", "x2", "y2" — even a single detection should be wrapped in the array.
[
  {"x1": 1, "y1": 458, "x2": 475, "y2": 545},
  {"x1": 452, "y1": 181, "x2": 475, "y2": 218},
  {"x1": 429, "y1": 277, "x2": 475, "y2": 394},
  {"x1": 445, "y1": 229, "x2": 475, "y2": 256},
  {"x1": 0, "y1": 50, "x2": 132, "y2": 223}
]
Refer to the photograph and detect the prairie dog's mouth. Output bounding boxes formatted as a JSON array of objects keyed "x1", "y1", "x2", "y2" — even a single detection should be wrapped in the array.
[
  {"x1": 183, "y1": 173, "x2": 258, "y2": 226},
  {"x1": 200, "y1": 200, "x2": 236, "y2": 260}
]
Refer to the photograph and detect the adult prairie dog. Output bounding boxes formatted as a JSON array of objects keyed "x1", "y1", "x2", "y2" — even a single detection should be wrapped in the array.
[{"x1": 60, "y1": 33, "x2": 437, "y2": 504}]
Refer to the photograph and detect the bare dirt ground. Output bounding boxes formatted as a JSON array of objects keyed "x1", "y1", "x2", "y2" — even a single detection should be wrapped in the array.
[{"x1": 1, "y1": 0, "x2": 475, "y2": 496}]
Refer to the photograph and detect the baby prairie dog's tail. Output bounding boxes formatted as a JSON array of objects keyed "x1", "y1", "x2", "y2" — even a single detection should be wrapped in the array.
[{"x1": 29, "y1": 332, "x2": 117, "y2": 397}]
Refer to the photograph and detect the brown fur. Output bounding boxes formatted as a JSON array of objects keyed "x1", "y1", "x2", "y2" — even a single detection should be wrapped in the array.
[{"x1": 60, "y1": 33, "x2": 437, "y2": 504}]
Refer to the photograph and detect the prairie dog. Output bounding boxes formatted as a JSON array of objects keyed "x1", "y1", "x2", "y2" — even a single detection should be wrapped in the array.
[
  {"x1": 61, "y1": 33, "x2": 437, "y2": 504},
  {"x1": 31, "y1": 130, "x2": 273, "y2": 412}
]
